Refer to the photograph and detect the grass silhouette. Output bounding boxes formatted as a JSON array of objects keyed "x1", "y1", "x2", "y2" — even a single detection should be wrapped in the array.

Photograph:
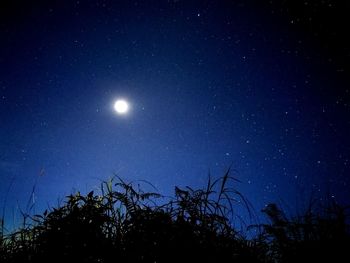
[
  {"x1": 0, "y1": 171, "x2": 349, "y2": 262},
  {"x1": 258, "y1": 200, "x2": 350, "y2": 262}
]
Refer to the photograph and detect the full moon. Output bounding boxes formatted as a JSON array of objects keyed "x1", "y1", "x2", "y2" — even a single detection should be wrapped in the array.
[{"x1": 114, "y1": 99, "x2": 129, "y2": 114}]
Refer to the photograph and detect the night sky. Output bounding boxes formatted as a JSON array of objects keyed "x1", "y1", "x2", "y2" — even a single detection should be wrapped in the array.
[{"x1": 1, "y1": 0, "x2": 349, "y2": 228}]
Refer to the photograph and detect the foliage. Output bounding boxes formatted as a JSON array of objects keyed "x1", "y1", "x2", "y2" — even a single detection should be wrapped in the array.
[
  {"x1": 0, "y1": 171, "x2": 349, "y2": 262},
  {"x1": 258, "y1": 200, "x2": 350, "y2": 263}
]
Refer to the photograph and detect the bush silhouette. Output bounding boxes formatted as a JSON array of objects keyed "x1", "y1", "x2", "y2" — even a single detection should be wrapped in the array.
[
  {"x1": 0, "y1": 172, "x2": 349, "y2": 262},
  {"x1": 259, "y1": 201, "x2": 350, "y2": 263}
]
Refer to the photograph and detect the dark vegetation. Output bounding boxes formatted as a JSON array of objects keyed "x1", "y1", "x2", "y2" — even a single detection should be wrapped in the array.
[{"x1": 1, "y1": 171, "x2": 349, "y2": 262}]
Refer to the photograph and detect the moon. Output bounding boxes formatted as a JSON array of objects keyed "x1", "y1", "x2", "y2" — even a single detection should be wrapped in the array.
[{"x1": 114, "y1": 99, "x2": 129, "y2": 114}]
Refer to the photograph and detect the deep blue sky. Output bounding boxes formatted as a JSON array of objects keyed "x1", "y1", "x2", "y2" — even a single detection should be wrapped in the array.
[{"x1": 1, "y1": 0, "x2": 349, "y2": 228}]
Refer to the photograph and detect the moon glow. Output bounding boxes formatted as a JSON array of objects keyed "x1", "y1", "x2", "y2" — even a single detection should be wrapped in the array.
[{"x1": 114, "y1": 99, "x2": 129, "y2": 114}]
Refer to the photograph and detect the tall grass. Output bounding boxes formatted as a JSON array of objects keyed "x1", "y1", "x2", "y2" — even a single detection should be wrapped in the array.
[
  {"x1": 257, "y1": 200, "x2": 350, "y2": 262},
  {"x1": 0, "y1": 170, "x2": 348, "y2": 262}
]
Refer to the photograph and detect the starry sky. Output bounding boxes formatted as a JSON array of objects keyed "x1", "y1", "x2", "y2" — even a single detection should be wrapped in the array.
[{"x1": 1, "y1": 0, "x2": 349, "y2": 228}]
